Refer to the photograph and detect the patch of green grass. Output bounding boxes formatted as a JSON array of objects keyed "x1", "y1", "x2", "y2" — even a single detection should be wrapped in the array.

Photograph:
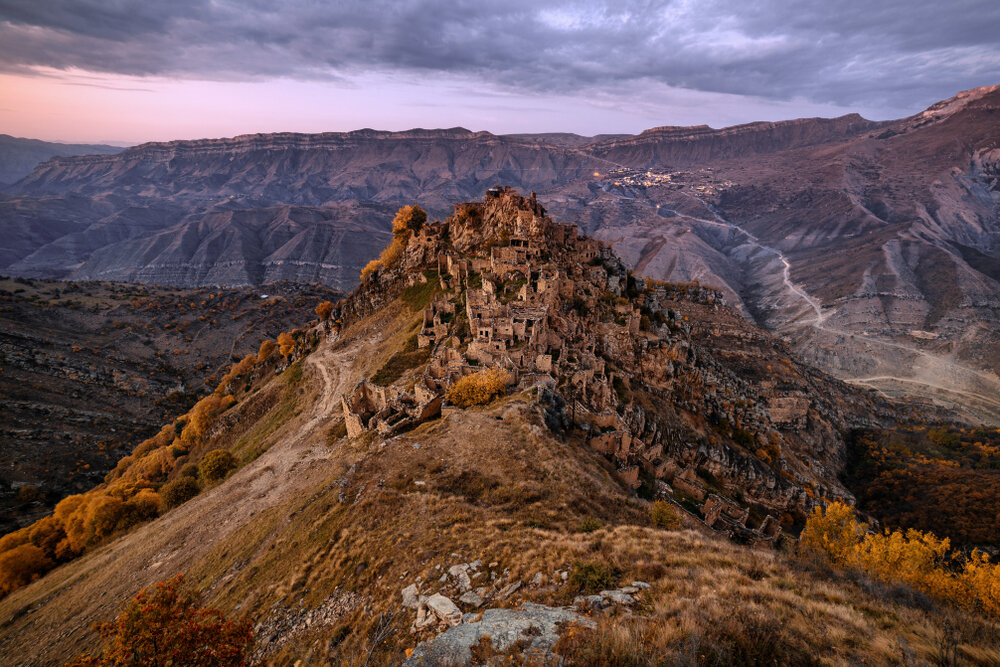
[
  {"x1": 281, "y1": 360, "x2": 304, "y2": 385},
  {"x1": 232, "y1": 390, "x2": 300, "y2": 465},
  {"x1": 371, "y1": 334, "x2": 432, "y2": 386},
  {"x1": 400, "y1": 272, "x2": 438, "y2": 311},
  {"x1": 569, "y1": 562, "x2": 619, "y2": 594}
]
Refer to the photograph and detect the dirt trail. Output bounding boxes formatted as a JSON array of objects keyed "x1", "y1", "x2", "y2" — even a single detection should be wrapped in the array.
[
  {"x1": 659, "y1": 202, "x2": 1000, "y2": 419},
  {"x1": 0, "y1": 326, "x2": 382, "y2": 665}
]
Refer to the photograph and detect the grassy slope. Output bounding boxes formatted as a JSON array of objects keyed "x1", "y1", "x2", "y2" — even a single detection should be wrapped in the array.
[{"x1": 0, "y1": 297, "x2": 997, "y2": 666}]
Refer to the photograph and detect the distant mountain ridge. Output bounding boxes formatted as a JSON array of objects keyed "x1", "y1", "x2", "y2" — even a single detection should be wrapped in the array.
[
  {"x1": 2, "y1": 85, "x2": 999, "y2": 419},
  {"x1": 0, "y1": 134, "x2": 123, "y2": 186}
]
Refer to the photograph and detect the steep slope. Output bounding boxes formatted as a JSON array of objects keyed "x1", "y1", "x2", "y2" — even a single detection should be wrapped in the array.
[
  {"x1": 0, "y1": 135, "x2": 123, "y2": 187},
  {"x1": 3, "y1": 191, "x2": 995, "y2": 666},
  {"x1": 0, "y1": 277, "x2": 341, "y2": 535}
]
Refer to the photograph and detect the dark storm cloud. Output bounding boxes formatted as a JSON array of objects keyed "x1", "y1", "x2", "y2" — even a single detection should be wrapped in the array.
[{"x1": 1, "y1": 0, "x2": 997, "y2": 110}]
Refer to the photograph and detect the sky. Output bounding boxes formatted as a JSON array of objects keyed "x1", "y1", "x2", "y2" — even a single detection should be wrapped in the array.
[{"x1": 0, "y1": 0, "x2": 998, "y2": 145}]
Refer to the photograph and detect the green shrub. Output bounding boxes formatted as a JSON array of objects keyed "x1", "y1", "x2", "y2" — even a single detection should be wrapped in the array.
[
  {"x1": 650, "y1": 501, "x2": 681, "y2": 529},
  {"x1": 199, "y1": 450, "x2": 237, "y2": 483},
  {"x1": 160, "y1": 476, "x2": 200, "y2": 509},
  {"x1": 569, "y1": 562, "x2": 618, "y2": 594},
  {"x1": 577, "y1": 518, "x2": 601, "y2": 533}
]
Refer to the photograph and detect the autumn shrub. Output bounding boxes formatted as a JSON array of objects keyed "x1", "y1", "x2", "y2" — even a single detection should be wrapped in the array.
[
  {"x1": 649, "y1": 501, "x2": 681, "y2": 530},
  {"x1": 257, "y1": 339, "x2": 276, "y2": 361},
  {"x1": 392, "y1": 204, "x2": 427, "y2": 236},
  {"x1": 67, "y1": 575, "x2": 253, "y2": 666},
  {"x1": 0, "y1": 544, "x2": 52, "y2": 596},
  {"x1": 315, "y1": 300, "x2": 334, "y2": 323},
  {"x1": 360, "y1": 259, "x2": 381, "y2": 281},
  {"x1": 120, "y1": 490, "x2": 161, "y2": 527},
  {"x1": 446, "y1": 368, "x2": 511, "y2": 408},
  {"x1": 360, "y1": 205, "x2": 427, "y2": 280},
  {"x1": 801, "y1": 501, "x2": 1000, "y2": 617},
  {"x1": 277, "y1": 331, "x2": 296, "y2": 357},
  {"x1": 200, "y1": 450, "x2": 237, "y2": 483},
  {"x1": 161, "y1": 476, "x2": 201, "y2": 509},
  {"x1": 218, "y1": 355, "x2": 256, "y2": 392}
]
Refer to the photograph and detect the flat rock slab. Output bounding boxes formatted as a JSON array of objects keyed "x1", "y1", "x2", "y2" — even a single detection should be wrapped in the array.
[{"x1": 403, "y1": 602, "x2": 594, "y2": 666}]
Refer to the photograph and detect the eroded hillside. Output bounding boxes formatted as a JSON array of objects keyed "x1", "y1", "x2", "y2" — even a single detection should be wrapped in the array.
[
  {"x1": 1, "y1": 190, "x2": 996, "y2": 666},
  {"x1": 0, "y1": 277, "x2": 340, "y2": 534}
]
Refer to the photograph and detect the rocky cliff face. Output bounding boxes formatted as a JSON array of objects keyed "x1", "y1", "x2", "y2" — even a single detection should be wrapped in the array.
[
  {"x1": 2, "y1": 86, "x2": 999, "y2": 419},
  {"x1": 337, "y1": 189, "x2": 937, "y2": 524}
]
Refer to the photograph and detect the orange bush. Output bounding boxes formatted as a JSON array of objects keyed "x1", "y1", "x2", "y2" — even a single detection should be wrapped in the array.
[
  {"x1": 446, "y1": 368, "x2": 511, "y2": 408},
  {"x1": 315, "y1": 300, "x2": 334, "y2": 322},
  {"x1": 0, "y1": 544, "x2": 52, "y2": 596},
  {"x1": 360, "y1": 204, "x2": 427, "y2": 281},
  {"x1": 67, "y1": 575, "x2": 252, "y2": 666},
  {"x1": 257, "y1": 339, "x2": 276, "y2": 361},
  {"x1": 360, "y1": 259, "x2": 381, "y2": 281},
  {"x1": 392, "y1": 204, "x2": 427, "y2": 237},
  {"x1": 277, "y1": 332, "x2": 296, "y2": 357}
]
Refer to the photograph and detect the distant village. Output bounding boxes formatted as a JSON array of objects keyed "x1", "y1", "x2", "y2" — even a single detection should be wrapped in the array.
[{"x1": 595, "y1": 167, "x2": 735, "y2": 199}]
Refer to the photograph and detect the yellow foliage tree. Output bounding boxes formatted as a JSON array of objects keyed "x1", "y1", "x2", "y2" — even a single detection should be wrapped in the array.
[
  {"x1": 360, "y1": 204, "x2": 427, "y2": 281},
  {"x1": 392, "y1": 204, "x2": 427, "y2": 237},
  {"x1": 277, "y1": 331, "x2": 296, "y2": 358},
  {"x1": 801, "y1": 501, "x2": 1000, "y2": 617},
  {"x1": 0, "y1": 544, "x2": 52, "y2": 596},
  {"x1": 800, "y1": 501, "x2": 865, "y2": 564},
  {"x1": 315, "y1": 300, "x2": 334, "y2": 324},
  {"x1": 446, "y1": 368, "x2": 511, "y2": 408},
  {"x1": 257, "y1": 339, "x2": 276, "y2": 361}
]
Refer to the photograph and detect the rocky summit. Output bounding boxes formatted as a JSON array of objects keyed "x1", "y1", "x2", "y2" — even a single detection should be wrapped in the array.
[{"x1": 1, "y1": 189, "x2": 995, "y2": 666}]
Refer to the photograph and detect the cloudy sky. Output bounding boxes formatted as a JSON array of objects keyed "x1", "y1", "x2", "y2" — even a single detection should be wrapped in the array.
[{"x1": 1, "y1": 0, "x2": 998, "y2": 144}]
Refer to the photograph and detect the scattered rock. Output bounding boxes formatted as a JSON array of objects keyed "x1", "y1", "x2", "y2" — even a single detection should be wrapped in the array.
[
  {"x1": 599, "y1": 589, "x2": 636, "y2": 606},
  {"x1": 458, "y1": 591, "x2": 484, "y2": 607},
  {"x1": 496, "y1": 581, "x2": 522, "y2": 600},
  {"x1": 448, "y1": 563, "x2": 472, "y2": 592},
  {"x1": 403, "y1": 603, "x2": 595, "y2": 666}
]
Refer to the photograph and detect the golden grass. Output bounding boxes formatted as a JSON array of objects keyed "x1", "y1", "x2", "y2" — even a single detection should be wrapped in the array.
[{"x1": 2, "y1": 295, "x2": 998, "y2": 666}]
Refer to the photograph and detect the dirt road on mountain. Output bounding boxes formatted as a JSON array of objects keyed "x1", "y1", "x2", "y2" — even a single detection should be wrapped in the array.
[{"x1": 0, "y1": 326, "x2": 383, "y2": 665}]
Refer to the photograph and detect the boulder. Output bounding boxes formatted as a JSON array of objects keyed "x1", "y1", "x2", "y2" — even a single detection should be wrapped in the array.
[
  {"x1": 400, "y1": 584, "x2": 420, "y2": 609},
  {"x1": 425, "y1": 593, "x2": 463, "y2": 627}
]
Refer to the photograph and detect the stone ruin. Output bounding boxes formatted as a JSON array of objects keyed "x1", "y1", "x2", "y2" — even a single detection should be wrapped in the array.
[
  {"x1": 342, "y1": 379, "x2": 443, "y2": 439},
  {"x1": 338, "y1": 187, "x2": 802, "y2": 546}
]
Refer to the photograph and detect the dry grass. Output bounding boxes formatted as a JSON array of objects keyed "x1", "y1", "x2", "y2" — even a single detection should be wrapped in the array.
[{"x1": 1, "y1": 293, "x2": 998, "y2": 666}]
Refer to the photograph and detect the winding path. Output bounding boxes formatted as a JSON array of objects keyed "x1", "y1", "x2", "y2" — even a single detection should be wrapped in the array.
[{"x1": 624, "y1": 192, "x2": 1000, "y2": 420}]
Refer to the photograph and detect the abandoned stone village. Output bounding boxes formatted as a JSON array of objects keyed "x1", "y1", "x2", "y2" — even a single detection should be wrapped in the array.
[{"x1": 334, "y1": 187, "x2": 870, "y2": 545}]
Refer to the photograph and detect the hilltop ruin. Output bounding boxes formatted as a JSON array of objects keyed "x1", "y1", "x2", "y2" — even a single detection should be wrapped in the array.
[{"x1": 333, "y1": 187, "x2": 907, "y2": 541}]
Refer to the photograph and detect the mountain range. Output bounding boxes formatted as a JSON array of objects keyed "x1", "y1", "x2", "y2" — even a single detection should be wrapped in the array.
[
  {"x1": 0, "y1": 135, "x2": 123, "y2": 187},
  {"x1": 1, "y1": 85, "x2": 998, "y2": 421}
]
